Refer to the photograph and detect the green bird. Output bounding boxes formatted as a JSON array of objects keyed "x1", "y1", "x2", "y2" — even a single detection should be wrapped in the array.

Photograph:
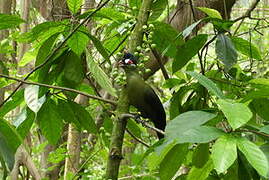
[{"x1": 119, "y1": 53, "x2": 166, "y2": 139}]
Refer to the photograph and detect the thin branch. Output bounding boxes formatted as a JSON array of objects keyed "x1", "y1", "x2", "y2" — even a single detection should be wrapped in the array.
[
  {"x1": 0, "y1": 0, "x2": 111, "y2": 108},
  {"x1": 233, "y1": 0, "x2": 261, "y2": 35},
  {"x1": 126, "y1": 129, "x2": 150, "y2": 148},
  {"x1": 0, "y1": 74, "x2": 116, "y2": 105},
  {"x1": 121, "y1": 114, "x2": 165, "y2": 136},
  {"x1": 150, "y1": 48, "x2": 169, "y2": 80},
  {"x1": 237, "y1": 129, "x2": 269, "y2": 138}
]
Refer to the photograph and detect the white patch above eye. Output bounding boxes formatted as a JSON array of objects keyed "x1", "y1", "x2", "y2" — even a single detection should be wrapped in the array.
[{"x1": 124, "y1": 59, "x2": 133, "y2": 64}]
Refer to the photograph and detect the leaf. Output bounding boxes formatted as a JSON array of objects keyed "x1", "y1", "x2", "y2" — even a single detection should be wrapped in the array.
[
  {"x1": 251, "y1": 98, "x2": 269, "y2": 121},
  {"x1": 127, "y1": 120, "x2": 142, "y2": 138},
  {"x1": 197, "y1": 7, "x2": 222, "y2": 19},
  {"x1": 182, "y1": 20, "x2": 202, "y2": 39},
  {"x1": 68, "y1": 101, "x2": 97, "y2": 134},
  {"x1": 212, "y1": 135, "x2": 237, "y2": 174},
  {"x1": 36, "y1": 99, "x2": 63, "y2": 145},
  {"x1": 0, "y1": 118, "x2": 22, "y2": 170},
  {"x1": 18, "y1": 49, "x2": 38, "y2": 67},
  {"x1": 62, "y1": 51, "x2": 84, "y2": 88},
  {"x1": 88, "y1": 34, "x2": 110, "y2": 64},
  {"x1": 57, "y1": 100, "x2": 80, "y2": 127},
  {"x1": 159, "y1": 144, "x2": 188, "y2": 180},
  {"x1": 0, "y1": 13, "x2": 24, "y2": 30},
  {"x1": 186, "y1": 71, "x2": 225, "y2": 99},
  {"x1": 67, "y1": 0, "x2": 83, "y2": 14},
  {"x1": 217, "y1": 99, "x2": 252, "y2": 130},
  {"x1": 67, "y1": 31, "x2": 89, "y2": 56},
  {"x1": 172, "y1": 34, "x2": 208, "y2": 73},
  {"x1": 24, "y1": 85, "x2": 46, "y2": 113},
  {"x1": 149, "y1": 0, "x2": 167, "y2": 21},
  {"x1": 250, "y1": 78, "x2": 269, "y2": 86},
  {"x1": 241, "y1": 87, "x2": 269, "y2": 103},
  {"x1": 14, "y1": 108, "x2": 35, "y2": 139},
  {"x1": 260, "y1": 125, "x2": 269, "y2": 134},
  {"x1": 151, "y1": 21, "x2": 183, "y2": 58},
  {"x1": 192, "y1": 143, "x2": 210, "y2": 168},
  {"x1": 187, "y1": 158, "x2": 214, "y2": 180},
  {"x1": 215, "y1": 34, "x2": 238, "y2": 71},
  {"x1": 176, "y1": 126, "x2": 224, "y2": 143},
  {"x1": 163, "y1": 78, "x2": 182, "y2": 89},
  {"x1": 0, "y1": 90, "x2": 24, "y2": 117},
  {"x1": 230, "y1": 36, "x2": 261, "y2": 60},
  {"x1": 86, "y1": 52, "x2": 117, "y2": 97},
  {"x1": 236, "y1": 137, "x2": 269, "y2": 178}
]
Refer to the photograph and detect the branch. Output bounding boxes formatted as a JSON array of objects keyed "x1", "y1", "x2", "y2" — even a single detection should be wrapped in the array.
[
  {"x1": 237, "y1": 129, "x2": 269, "y2": 138},
  {"x1": 126, "y1": 129, "x2": 149, "y2": 148},
  {"x1": 0, "y1": 0, "x2": 111, "y2": 108},
  {"x1": 0, "y1": 74, "x2": 116, "y2": 105},
  {"x1": 233, "y1": 0, "x2": 261, "y2": 35}
]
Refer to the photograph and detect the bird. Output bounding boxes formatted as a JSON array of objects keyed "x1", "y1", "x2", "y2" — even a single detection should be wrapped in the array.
[{"x1": 119, "y1": 53, "x2": 166, "y2": 139}]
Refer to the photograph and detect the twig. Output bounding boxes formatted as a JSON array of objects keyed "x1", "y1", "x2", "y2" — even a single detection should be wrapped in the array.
[
  {"x1": 150, "y1": 48, "x2": 169, "y2": 80},
  {"x1": 233, "y1": 0, "x2": 261, "y2": 35},
  {"x1": 237, "y1": 129, "x2": 269, "y2": 138},
  {"x1": 0, "y1": 74, "x2": 116, "y2": 105},
  {"x1": 126, "y1": 129, "x2": 149, "y2": 148},
  {"x1": 121, "y1": 114, "x2": 165, "y2": 136},
  {"x1": 0, "y1": 0, "x2": 111, "y2": 108}
]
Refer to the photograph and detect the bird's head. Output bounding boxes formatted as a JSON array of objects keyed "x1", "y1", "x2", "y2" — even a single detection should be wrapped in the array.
[{"x1": 118, "y1": 53, "x2": 138, "y2": 70}]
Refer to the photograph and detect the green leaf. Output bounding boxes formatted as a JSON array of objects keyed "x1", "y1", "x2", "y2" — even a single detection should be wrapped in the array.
[
  {"x1": 197, "y1": 7, "x2": 222, "y2": 19},
  {"x1": 68, "y1": 101, "x2": 97, "y2": 133},
  {"x1": 230, "y1": 36, "x2": 261, "y2": 60},
  {"x1": 36, "y1": 99, "x2": 63, "y2": 145},
  {"x1": 127, "y1": 120, "x2": 142, "y2": 138},
  {"x1": 187, "y1": 158, "x2": 214, "y2": 180},
  {"x1": 14, "y1": 108, "x2": 35, "y2": 139},
  {"x1": 62, "y1": 51, "x2": 84, "y2": 88},
  {"x1": 241, "y1": 87, "x2": 269, "y2": 103},
  {"x1": 250, "y1": 78, "x2": 269, "y2": 86},
  {"x1": 260, "y1": 125, "x2": 269, "y2": 134},
  {"x1": 0, "y1": 119, "x2": 22, "y2": 170},
  {"x1": 166, "y1": 111, "x2": 217, "y2": 139},
  {"x1": 149, "y1": 0, "x2": 167, "y2": 21},
  {"x1": 67, "y1": 0, "x2": 83, "y2": 14},
  {"x1": 163, "y1": 78, "x2": 182, "y2": 89},
  {"x1": 192, "y1": 143, "x2": 210, "y2": 168},
  {"x1": 0, "y1": 89, "x2": 24, "y2": 117},
  {"x1": 57, "y1": 100, "x2": 80, "y2": 127},
  {"x1": 217, "y1": 99, "x2": 252, "y2": 130},
  {"x1": 18, "y1": 49, "x2": 38, "y2": 67},
  {"x1": 215, "y1": 34, "x2": 238, "y2": 71},
  {"x1": 185, "y1": 71, "x2": 225, "y2": 99},
  {"x1": 67, "y1": 31, "x2": 89, "y2": 56},
  {"x1": 151, "y1": 21, "x2": 183, "y2": 58},
  {"x1": 172, "y1": 34, "x2": 208, "y2": 73},
  {"x1": 159, "y1": 144, "x2": 188, "y2": 180},
  {"x1": 176, "y1": 126, "x2": 224, "y2": 143},
  {"x1": 24, "y1": 85, "x2": 46, "y2": 113},
  {"x1": 88, "y1": 34, "x2": 110, "y2": 64},
  {"x1": 236, "y1": 137, "x2": 269, "y2": 178},
  {"x1": 86, "y1": 52, "x2": 117, "y2": 97},
  {"x1": 212, "y1": 135, "x2": 237, "y2": 174},
  {"x1": 182, "y1": 20, "x2": 202, "y2": 38},
  {"x1": 0, "y1": 13, "x2": 24, "y2": 30},
  {"x1": 251, "y1": 98, "x2": 269, "y2": 121}
]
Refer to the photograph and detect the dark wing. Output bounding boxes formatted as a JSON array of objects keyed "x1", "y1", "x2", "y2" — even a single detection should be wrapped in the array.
[{"x1": 143, "y1": 85, "x2": 166, "y2": 139}]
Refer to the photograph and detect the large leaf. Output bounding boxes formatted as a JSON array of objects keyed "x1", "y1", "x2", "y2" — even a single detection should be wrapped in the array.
[
  {"x1": 151, "y1": 21, "x2": 183, "y2": 58},
  {"x1": 67, "y1": 0, "x2": 83, "y2": 14},
  {"x1": 68, "y1": 101, "x2": 97, "y2": 133},
  {"x1": 62, "y1": 51, "x2": 84, "y2": 88},
  {"x1": 187, "y1": 158, "x2": 214, "y2": 180},
  {"x1": 192, "y1": 143, "x2": 210, "y2": 168},
  {"x1": 87, "y1": 52, "x2": 117, "y2": 97},
  {"x1": 0, "y1": 13, "x2": 24, "y2": 30},
  {"x1": 0, "y1": 89, "x2": 24, "y2": 117},
  {"x1": 24, "y1": 85, "x2": 46, "y2": 113},
  {"x1": 166, "y1": 111, "x2": 216, "y2": 136},
  {"x1": 182, "y1": 20, "x2": 202, "y2": 39},
  {"x1": 19, "y1": 48, "x2": 38, "y2": 67},
  {"x1": 186, "y1": 71, "x2": 225, "y2": 99},
  {"x1": 172, "y1": 34, "x2": 208, "y2": 73},
  {"x1": 14, "y1": 108, "x2": 35, "y2": 139},
  {"x1": 230, "y1": 36, "x2": 261, "y2": 60},
  {"x1": 88, "y1": 34, "x2": 110, "y2": 64},
  {"x1": 36, "y1": 99, "x2": 63, "y2": 145},
  {"x1": 67, "y1": 30, "x2": 89, "y2": 56},
  {"x1": 237, "y1": 137, "x2": 269, "y2": 178},
  {"x1": 217, "y1": 99, "x2": 252, "y2": 130},
  {"x1": 251, "y1": 98, "x2": 269, "y2": 121},
  {"x1": 197, "y1": 7, "x2": 222, "y2": 19},
  {"x1": 149, "y1": 0, "x2": 167, "y2": 21},
  {"x1": 0, "y1": 119, "x2": 22, "y2": 170},
  {"x1": 57, "y1": 99, "x2": 80, "y2": 127},
  {"x1": 159, "y1": 144, "x2": 188, "y2": 180},
  {"x1": 215, "y1": 34, "x2": 238, "y2": 71},
  {"x1": 175, "y1": 126, "x2": 224, "y2": 143},
  {"x1": 212, "y1": 135, "x2": 237, "y2": 174}
]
